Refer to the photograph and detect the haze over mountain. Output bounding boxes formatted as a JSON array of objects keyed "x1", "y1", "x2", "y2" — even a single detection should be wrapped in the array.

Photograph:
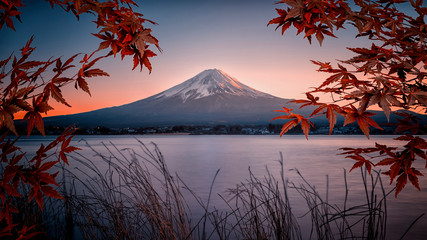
[
  {"x1": 43, "y1": 68, "x2": 402, "y2": 128},
  {"x1": 43, "y1": 69, "x2": 308, "y2": 127}
]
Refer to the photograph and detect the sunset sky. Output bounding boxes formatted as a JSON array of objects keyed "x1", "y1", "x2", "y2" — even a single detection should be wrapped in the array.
[{"x1": 1, "y1": 0, "x2": 372, "y2": 117}]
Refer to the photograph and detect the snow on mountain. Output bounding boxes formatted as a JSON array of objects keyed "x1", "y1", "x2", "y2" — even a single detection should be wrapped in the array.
[
  {"x1": 152, "y1": 68, "x2": 273, "y2": 102},
  {"x1": 43, "y1": 68, "x2": 302, "y2": 127},
  {"x1": 41, "y1": 68, "x2": 419, "y2": 128}
]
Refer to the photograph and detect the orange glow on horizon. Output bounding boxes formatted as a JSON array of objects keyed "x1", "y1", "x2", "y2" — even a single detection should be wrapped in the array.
[{"x1": 4, "y1": 1, "x2": 425, "y2": 122}]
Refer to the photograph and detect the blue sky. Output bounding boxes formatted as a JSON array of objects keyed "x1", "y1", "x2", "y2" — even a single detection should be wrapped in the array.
[{"x1": 1, "y1": 0, "x2": 369, "y2": 116}]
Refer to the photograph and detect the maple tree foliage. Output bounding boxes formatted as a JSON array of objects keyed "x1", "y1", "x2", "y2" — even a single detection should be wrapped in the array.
[
  {"x1": 269, "y1": 0, "x2": 426, "y2": 197},
  {"x1": 0, "y1": 0, "x2": 159, "y2": 237}
]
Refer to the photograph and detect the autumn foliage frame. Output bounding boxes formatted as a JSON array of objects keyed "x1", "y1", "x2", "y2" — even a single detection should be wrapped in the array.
[
  {"x1": 0, "y1": 0, "x2": 426, "y2": 238},
  {"x1": 0, "y1": 0, "x2": 159, "y2": 238},
  {"x1": 268, "y1": 0, "x2": 426, "y2": 197}
]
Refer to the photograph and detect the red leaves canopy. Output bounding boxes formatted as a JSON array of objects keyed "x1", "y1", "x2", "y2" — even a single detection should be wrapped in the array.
[
  {"x1": 271, "y1": 107, "x2": 314, "y2": 140},
  {"x1": 1, "y1": 0, "x2": 159, "y2": 72},
  {"x1": 1, "y1": 0, "x2": 157, "y2": 236},
  {"x1": 0, "y1": 127, "x2": 80, "y2": 234},
  {"x1": 270, "y1": 0, "x2": 426, "y2": 196}
]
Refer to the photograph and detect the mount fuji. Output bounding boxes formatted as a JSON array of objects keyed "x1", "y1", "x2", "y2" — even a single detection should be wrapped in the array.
[
  {"x1": 43, "y1": 69, "x2": 316, "y2": 127},
  {"x1": 151, "y1": 68, "x2": 273, "y2": 101}
]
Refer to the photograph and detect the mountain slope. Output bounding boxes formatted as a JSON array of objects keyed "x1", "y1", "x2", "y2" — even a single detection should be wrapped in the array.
[
  {"x1": 44, "y1": 69, "x2": 308, "y2": 127},
  {"x1": 43, "y1": 68, "x2": 405, "y2": 128}
]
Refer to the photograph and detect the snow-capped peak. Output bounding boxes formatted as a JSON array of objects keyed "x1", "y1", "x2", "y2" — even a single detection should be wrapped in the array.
[{"x1": 154, "y1": 68, "x2": 272, "y2": 102}]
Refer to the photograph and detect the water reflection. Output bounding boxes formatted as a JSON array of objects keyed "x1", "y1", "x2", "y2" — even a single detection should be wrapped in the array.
[{"x1": 17, "y1": 135, "x2": 427, "y2": 239}]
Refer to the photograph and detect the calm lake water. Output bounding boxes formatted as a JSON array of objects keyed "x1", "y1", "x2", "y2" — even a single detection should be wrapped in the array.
[{"x1": 17, "y1": 135, "x2": 427, "y2": 239}]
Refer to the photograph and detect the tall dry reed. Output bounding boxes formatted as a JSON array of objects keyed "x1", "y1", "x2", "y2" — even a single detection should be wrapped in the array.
[{"x1": 7, "y1": 139, "x2": 424, "y2": 240}]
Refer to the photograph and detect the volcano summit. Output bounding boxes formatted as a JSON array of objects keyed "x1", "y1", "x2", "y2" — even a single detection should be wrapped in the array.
[{"x1": 152, "y1": 68, "x2": 273, "y2": 102}]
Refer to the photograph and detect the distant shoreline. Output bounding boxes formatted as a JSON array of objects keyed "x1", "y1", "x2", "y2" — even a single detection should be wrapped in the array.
[{"x1": 8, "y1": 122, "x2": 422, "y2": 136}]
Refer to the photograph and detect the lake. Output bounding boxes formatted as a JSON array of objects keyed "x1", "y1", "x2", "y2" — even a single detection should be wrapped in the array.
[{"x1": 16, "y1": 135, "x2": 427, "y2": 239}]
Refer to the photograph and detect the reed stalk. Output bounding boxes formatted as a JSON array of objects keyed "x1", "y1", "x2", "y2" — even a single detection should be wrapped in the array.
[{"x1": 6, "y1": 139, "x2": 424, "y2": 240}]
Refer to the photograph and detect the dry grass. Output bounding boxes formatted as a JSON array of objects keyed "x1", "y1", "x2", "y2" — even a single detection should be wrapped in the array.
[
  {"x1": 6, "y1": 139, "x2": 424, "y2": 239},
  {"x1": 65, "y1": 139, "x2": 193, "y2": 240}
]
